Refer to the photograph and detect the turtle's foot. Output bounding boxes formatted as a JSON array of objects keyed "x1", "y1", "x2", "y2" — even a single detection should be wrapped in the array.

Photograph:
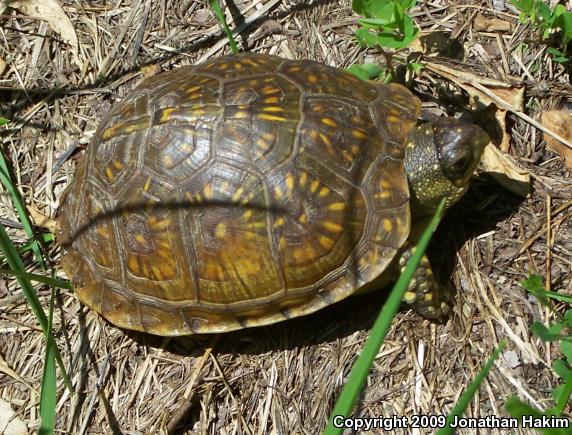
[{"x1": 398, "y1": 247, "x2": 451, "y2": 321}]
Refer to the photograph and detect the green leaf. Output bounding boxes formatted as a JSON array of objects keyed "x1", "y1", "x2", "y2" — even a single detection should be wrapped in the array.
[
  {"x1": 209, "y1": 0, "x2": 239, "y2": 54},
  {"x1": 39, "y1": 287, "x2": 57, "y2": 435},
  {"x1": 521, "y1": 274, "x2": 549, "y2": 305},
  {"x1": 346, "y1": 63, "x2": 384, "y2": 81},
  {"x1": 560, "y1": 340, "x2": 572, "y2": 363},
  {"x1": 358, "y1": 17, "x2": 398, "y2": 28},
  {"x1": 564, "y1": 309, "x2": 572, "y2": 328},
  {"x1": 556, "y1": 12, "x2": 572, "y2": 44},
  {"x1": 530, "y1": 321, "x2": 563, "y2": 342},
  {"x1": 353, "y1": 0, "x2": 395, "y2": 19},
  {"x1": 355, "y1": 27, "x2": 384, "y2": 47},
  {"x1": 407, "y1": 62, "x2": 424, "y2": 74},
  {"x1": 0, "y1": 150, "x2": 46, "y2": 269},
  {"x1": 505, "y1": 398, "x2": 570, "y2": 435},
  {"x1": 553, "y1": 358, "x2": 572, "y2": 380},
  {"x1": 0, "y1": 117, "x2": 9, "y2": 125}
]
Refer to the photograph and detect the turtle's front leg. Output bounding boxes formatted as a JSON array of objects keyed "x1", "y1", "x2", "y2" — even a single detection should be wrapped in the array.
[{"x1": 398, "y1": 245, "x2": 451, "y2": 320}]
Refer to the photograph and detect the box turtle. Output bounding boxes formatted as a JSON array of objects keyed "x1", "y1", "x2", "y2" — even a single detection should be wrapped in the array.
[{"x1": 58, "y1": 53, "x2": 488, "y2": 336}]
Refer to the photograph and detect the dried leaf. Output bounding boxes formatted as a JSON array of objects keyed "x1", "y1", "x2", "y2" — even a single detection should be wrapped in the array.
[
  {"x1": 27, "y1": 205, "x2": 57, "y2": 232},
  {"x1": 0, "y1": 354, "x2": 36, "y2": 392},
  {"x1": 481, "y1": 144, "x2": 531, "y2": 197},
  {"x1": 0, "y1": 56, "x2": 5, "y2": 76},
  {"x1": 427, "y1": 63, "x2": 524, "y2": 111},
  {"x1": 7, "y1": 0, "x2": 79, "y2": 59},
  {"x1": 0, "y1": 398, "x2": 28, "y2": 435},
  {"x1": 474, "y1": 16, "x2": 513, "y2": 32},
  {"x1": 541, "y1": 110, "x2": 572, "y2": 170}
]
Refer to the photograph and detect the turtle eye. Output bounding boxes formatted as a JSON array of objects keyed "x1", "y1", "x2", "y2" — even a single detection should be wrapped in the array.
[{"x1": 450, "y1": 155, "x2": 470, "y2": 174}]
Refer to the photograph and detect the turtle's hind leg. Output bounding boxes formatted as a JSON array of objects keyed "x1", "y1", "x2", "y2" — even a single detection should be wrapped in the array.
[{"x1": 398, "y1": 245, "x2": 451, "y2": 321}]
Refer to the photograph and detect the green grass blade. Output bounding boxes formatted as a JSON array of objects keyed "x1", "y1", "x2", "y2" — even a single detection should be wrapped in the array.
[
  {"x1": 0, "y1": 268, "x2": 71, "y2": 289},
  {"x1": 324, "y1": 198, "x2": 446, "y2": 435},
  {"x1": 209, "y1": 0, "x2": 239, "y2": 54},
  {"x1": 0, "y1": 149, "x2": 46, "y2": 268},
  {"x1": 437, "y1": 339, "x2": 507, "y2": 435},
  {"x1": 39, "y1": 284, "x2": 57, "y2": 435},
  {"x1": 0, "y1": 223, "x2": 71, "y2": 391}
]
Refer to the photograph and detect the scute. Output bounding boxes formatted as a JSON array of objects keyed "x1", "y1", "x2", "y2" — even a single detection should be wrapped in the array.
[{"x1": 58, "y1": 53, "x2": 421, "y2": 336}]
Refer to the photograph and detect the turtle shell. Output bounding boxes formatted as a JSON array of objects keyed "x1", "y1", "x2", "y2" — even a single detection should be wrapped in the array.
[{"x1": 58, "y1": 53, "x2": 421, "y2": 336}]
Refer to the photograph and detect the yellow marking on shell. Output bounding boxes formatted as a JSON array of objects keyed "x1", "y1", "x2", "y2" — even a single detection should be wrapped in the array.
[
  {"x1": 215, "y1": 223, "x2": 226, "y2": 238},
  {"x1": 186, "y1": 85, "x2": 201, "y2": 94},
  {"x1": 148, "y1": 217, "x2": 170, "y2": 230},
  {"x1": 274, "y1": 185, "x2": 283, "y2": 200},
  {"x1": 376, "y1": 191, "x2": 391, "y2": 199},
  {"x1": 328, "y1": 202, "x2": 345, "y2": 211},
  {"x1": 203, "y1": 183, "x2": 213, "y2": 199},
  {"x1": 274, "y1": 217, "x2": 285, "y2": 227},
  {"x1": 159, "y1": 108, "x2": 176, "y2": 123},
  {"x1": 194, "y1": 193, "x2": 202, "y2": 203},
  {"x1": 112, "y1": 160, "x2": 124, "y2": 170},
  {"x1": 406, "y1": 142, "x2": 414, "y2": 149},
  {"x1": 262, "y1": 106, "x2": 284, "y2": 113},
  {"x1": 162, "y1": 155, "x2": 174, "y2": 167},
  {"x1": 433, "y1": 164, "x2": 439, "y2": 171},
  {"x1": 351, "y1": 144, "x2": 360, "y2": 154},
  {"x1": 299, "y1": 171, "x2": 308, "y2": 187},
  {"x1": 321, "y1": 118, "x2": 338, "y2": 127},
  {"x1": 424, "y1": 292, "x2": 434, "y2": 302},
  {"x1": 262, "y1": 132, "x2": 275, "y2": 141},
  {"x1": 252, "y1": 221, "x2": 267, "y2": 228},
  {"x1": 219, "y1": 62, "x2": 229, "y2": 70},
  {"x1": 351, "y1": 115, "x2": 364, "y2": 124},
  {"x1": 319, "y1": 133, "x2": 335, "y2": 155},
  {"x1": 298, "y1": 214, "x2": 308, "y2": 224},
  {"x1": 288, "y1": 66, "x2": 301, "y2": 72},
  {"x1": 234, "y1": 62, "x2": 243, "y2": 70},
  {"x1": 264, "y1": 97, "x2": 280, "y2": 103},
  {"x1": 380, "y1": 179, "x2": 391, "y2": 189},
  {"x1": 242, "y1": 210, "x2": 253, "y2": 220},
  {"x1": 352, "y1": 129, "x2": 368, "y2": 140},
  {"x1": 238, "y1": 104, "x2": 250, "y2": 110},
  {"x1": 255, "y1": 139, "x2": 269, "y2": 151},
  {"x1": 403, "y1": 291, "x2": 417, "y2": 303},
  {"x1": 387, "y1": 114, "x2": 399, "y2": 124},
  {"x1": 383, "y1": 219, "x2": 393, "y2": 232},
  {"x1": 308, "y1": 74, "x2": 318, "y2": 83},
  {"x1": 231, "y1": 187, "x2": 244, "y2": 202},
  {"x1": 342, "y1": 150, "x2": 354, "y2": 163},
  {"x1": 285, "y1": 174, "x2": 295, "y2": 191},
  {"x1": 310, "y1": 180, "x2": 320, "y2": 193},
  {"x1": 134, "y1": 234, "x2": 148, "y2": 245},
  {"x1": 309, "y1": 130, "x2": 319, "y2": 140},
  {"x1": 234, "y1": 111, "x2": 250, "y2": 119},
  {"x1": 181, "y1": 142, "x2": 194, "y2": 154},
  {"x1": 257, "y1": 113, "x2": 286, "y2": 122},
  {"x1": 294, "y1": 246, "x2": 316, "y2": 262},
  {"x1": 128, "y1": 256, "x2": 140, "y2": 273},
  {"x1": 278, "y1": 236, "x2": 286, "y2": 249},
  {"x1": 319, "y1": 187, "x2": 330, "y2": 197},
  {"x1": 262, "y1": 86, "x2": 281, "y2": 95},
  {"x1": 319, "y1": 235, "x2": 334, "y2": 249},
  {"x1": 105, "y1": 166, "x2": 114, "y2": 181},
  {"x1": 322, "y1": 221, "x2": 343, "y2": 232}
]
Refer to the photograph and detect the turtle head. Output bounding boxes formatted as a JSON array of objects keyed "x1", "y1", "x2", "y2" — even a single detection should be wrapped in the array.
[{"x1": 404, "y1": 118, "x2": 489, "y2": 217}]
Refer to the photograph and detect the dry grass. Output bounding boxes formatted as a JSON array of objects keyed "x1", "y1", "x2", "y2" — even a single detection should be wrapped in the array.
[{"x1": 0, "y1": 0, "x2": 571, "y2": 433}]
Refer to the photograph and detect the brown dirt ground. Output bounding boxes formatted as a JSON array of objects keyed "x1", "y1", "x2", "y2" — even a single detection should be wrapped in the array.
[{"x1": 1, "y1": 0, "x2": 571, "y2": 434}]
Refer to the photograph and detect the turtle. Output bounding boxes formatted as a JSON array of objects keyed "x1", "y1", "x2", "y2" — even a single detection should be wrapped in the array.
[{"x1": 58, "y1": 53, "x2": 489, "y2": 336}]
